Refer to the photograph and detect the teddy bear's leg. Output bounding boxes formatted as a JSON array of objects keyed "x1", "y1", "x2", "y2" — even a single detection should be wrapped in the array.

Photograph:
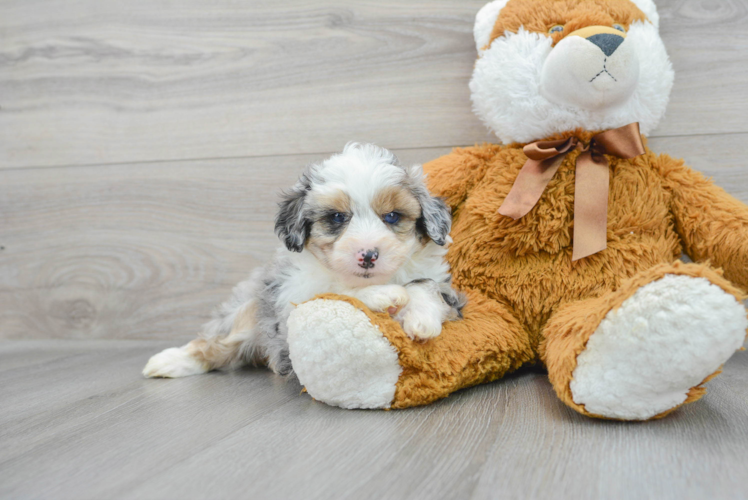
[
  {"x1": 287, "y1": 290, "x2": 534, "y2": 409},
  {"x1": 542, "y1": 262, "x2": 747, "y2": 420}
]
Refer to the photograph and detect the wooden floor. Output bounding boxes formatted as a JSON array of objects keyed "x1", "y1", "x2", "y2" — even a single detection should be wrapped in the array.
[
  {"x1": 2, "y1": 0, "x2": 748, "y2": 498},
  {"x1": 0, "y1": 340, "x2": 746, "y2": 500}
]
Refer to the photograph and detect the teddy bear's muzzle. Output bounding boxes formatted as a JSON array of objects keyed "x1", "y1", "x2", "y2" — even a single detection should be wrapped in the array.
[{"x1": 539, "y1": 25, "x2": 639, "y2": 111}]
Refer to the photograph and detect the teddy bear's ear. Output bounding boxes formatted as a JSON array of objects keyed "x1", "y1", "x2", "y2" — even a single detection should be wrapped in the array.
[
  {"x1": 474, "y1": 0, "x2": 510, "y2": 53},
  {"x1": 629, "y1": 0, "x2": 660, "y2": 29}
]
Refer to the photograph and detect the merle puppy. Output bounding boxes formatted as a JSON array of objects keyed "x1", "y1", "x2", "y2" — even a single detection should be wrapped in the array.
[{"x1": 143, "y1": 143, "x2": 465, "y2": 378}]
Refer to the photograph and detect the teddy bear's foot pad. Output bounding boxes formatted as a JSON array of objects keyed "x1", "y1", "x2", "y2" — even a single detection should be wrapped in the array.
[
  {"x1": 570, "y1": 275, "x2": 747, "y2": 420},
  {"x1": 287, "y1": 299, "x2": 402, "y2": 409}
]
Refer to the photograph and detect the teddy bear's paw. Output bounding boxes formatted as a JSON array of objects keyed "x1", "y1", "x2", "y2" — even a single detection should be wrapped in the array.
[
  {"x1": 143, "y1": 346, "x2": 209, "y2": 378},
  {"x1": 398, "y1": 307, "x2": 443, "y2": 341},
  {"x1": 570, "y1": 275, "x2": 747, "y2": 420},
  {"x1": 355, "y1": 284, "x2": 410, "y2": 314},
  {"x1": 287, "y1": 298, "x2": 403, "y2": 409}
]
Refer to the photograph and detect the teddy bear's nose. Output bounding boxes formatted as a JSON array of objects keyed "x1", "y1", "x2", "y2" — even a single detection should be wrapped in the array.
[{"x1": 587, "y1": 33, "x2": 625, "y2": 57}]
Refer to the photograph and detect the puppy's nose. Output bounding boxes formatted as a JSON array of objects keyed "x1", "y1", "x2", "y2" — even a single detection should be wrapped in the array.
[
  {"x1": 587, "y1": 33, "x2": 624, "y2": 57},
  {"x1": 357, "y1": 249, "x2": 379, "y2": 269}
]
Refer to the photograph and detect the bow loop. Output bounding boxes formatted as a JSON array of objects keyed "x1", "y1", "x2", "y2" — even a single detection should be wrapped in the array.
[
  {"x1": 522, "y1": 137, "x2": 578, "y2": 161},
  {"x1": 590, "y1": 122, "x2": 645, "y2": 159},
  {"x1": 498, "y1": 123, "x2": 645, "y2": 261}
]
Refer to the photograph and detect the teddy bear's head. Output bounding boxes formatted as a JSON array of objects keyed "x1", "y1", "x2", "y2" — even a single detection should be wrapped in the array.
[{"x1": 470, "y1": 0, "x2": 673, "y2": 144}]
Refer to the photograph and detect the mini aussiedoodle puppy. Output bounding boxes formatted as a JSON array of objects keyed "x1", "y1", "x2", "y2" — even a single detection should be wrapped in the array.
[{"x1": 143, "y1": 143, "x2": 465, "y2": 379}]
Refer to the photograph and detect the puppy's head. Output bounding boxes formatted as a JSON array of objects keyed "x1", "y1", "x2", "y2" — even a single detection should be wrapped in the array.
[{"x1": 275, "y1": 143, "x2": 450, "y2": 286}]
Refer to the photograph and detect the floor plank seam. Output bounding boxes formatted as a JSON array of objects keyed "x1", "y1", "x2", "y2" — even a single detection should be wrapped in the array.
[{"x1": 4, "y1": 130, "x2": 748, "y2": 172}]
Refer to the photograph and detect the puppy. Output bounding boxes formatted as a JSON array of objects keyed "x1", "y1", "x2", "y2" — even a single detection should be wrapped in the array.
[{"x1": 143, "y1": 143, "x2": 465, "y2": 379}]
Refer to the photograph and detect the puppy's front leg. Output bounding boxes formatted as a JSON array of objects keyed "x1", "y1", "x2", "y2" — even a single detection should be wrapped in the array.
[
  {"x1": 395, "y1": 280, "x2": 461, "y2": 341},
  {"x1": 350, "y1": 284, "x2": 409, "y2": 315}
]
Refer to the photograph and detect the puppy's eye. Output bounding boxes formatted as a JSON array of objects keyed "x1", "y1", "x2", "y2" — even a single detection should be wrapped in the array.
[
  {"x1": 329, "y1": 212, "x2": 347, "y2": 224},
  {"x1": 383, "y1": 212, "x2": 400, "y2": 224},
  {"x1": 548, "y1": 25, "x2": 564, "y2": 34},
  {"x1": 613, "y1": 23, "x2": 626, "y2": 32}
]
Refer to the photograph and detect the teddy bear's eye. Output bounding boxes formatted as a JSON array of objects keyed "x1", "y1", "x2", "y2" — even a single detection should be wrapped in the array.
[
  {"x1": 613, "y1": 23, "x2": 626, "y2": 32},
  {"x1": 548, "y1": 25, "x2": 564, "y2": 34}
]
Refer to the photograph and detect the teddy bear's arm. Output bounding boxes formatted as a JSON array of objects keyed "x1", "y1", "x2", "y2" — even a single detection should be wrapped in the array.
[
  {"x1": 423, "y1": 145, "x2": 500, "y2": 210},
  {"x1": 656, "y1": 153, "x2": 748, "y2": 290}
]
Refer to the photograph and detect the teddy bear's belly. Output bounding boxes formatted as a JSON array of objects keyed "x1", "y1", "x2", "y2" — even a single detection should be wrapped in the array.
[{"x1": 447, "y1": 159, "x2": 682, "y2": 345}]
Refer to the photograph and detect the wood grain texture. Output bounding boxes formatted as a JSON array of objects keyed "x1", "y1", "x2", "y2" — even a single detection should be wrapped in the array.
[
  {"x1": 0, "y1": 0, "x2": 492, "y2": 168},
  {"x1": 1, "y1": 0, "x2": 747, "y2": 168},
  {"x1": 0, "y1": 340, "x2": 746, "y2": 499}
]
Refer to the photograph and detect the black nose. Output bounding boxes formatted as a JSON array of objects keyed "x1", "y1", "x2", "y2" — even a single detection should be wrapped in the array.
[
  {"x1": 358, "y1": 249, "x2": 379, "y2": 269},
  {"x1": 587, "y1": 33, "x2": 624, "y2": 57}
]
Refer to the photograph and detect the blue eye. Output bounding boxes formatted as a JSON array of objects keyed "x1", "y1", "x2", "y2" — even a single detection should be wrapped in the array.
[
  {"x1": 330, "y1": 212, "x2": 347, "y2": 224},
  {"x1": 548, "y1": 25, "x2": 564, "y2": 34},
  {"x1": 383, "y1": 212, "x2": 400, "y2": 224},
  {"x1": 613, "y1": 23, "x2": 626, "y2": 33}
]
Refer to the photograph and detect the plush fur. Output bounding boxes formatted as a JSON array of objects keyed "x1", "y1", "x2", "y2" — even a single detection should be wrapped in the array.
[
  {"x1": 470, "y1": 0, "x2": 673, "y2": 144},
  {"x1": 143, "y1": 143, "x2": 464, "y2": 380},
  {"x1": 285, "y1": 0, "x2": 748, "y2": 420},
  {"x1": 570, "y1": 275, "x2": 746, "y2": 420},
  {"x1": 288, "y1": 298, "x2": 403, "y2": 409}
]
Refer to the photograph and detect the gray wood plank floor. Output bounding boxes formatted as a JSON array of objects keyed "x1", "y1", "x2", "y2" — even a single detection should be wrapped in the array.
[
  {"x1": 2, "y1": 0, "x2": 748, "y2": 498},
  {"x1": 1, "y1": 340, "x2": 747, "y2": 500}
]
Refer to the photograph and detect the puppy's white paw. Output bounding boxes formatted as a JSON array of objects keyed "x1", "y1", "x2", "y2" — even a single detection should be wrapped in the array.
[
  {"x1": 142, "y1": 346, "x2": 208, "y2": 378},
  {"x1": 399, "y1": 307, "x2": 443, "y2": 341},
  {"x1": 356, "y1": 285, "x2": 410, "y2": 313}
]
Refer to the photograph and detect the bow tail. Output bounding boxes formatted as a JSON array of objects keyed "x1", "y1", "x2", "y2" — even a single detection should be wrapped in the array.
[
  {"x1": 498, "y1": 154, "x2": 567, "y2": 220},
  {"x1": 572, "y1": 150, "x2": 610, "y2": 261}
]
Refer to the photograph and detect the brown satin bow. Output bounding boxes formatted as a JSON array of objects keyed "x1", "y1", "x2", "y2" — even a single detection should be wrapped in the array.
[{"x1": 498, "y1": 122, "x2": 645, "y2": 261}]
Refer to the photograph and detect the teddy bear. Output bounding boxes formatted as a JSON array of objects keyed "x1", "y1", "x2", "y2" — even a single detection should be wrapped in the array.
[{"x1": 285, "y1": 0, "x2": 748, "y2": 420}]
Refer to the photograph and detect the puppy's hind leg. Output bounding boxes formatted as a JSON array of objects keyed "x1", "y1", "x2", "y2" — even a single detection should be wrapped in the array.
[
  {"x1": 143, "y1": 280, "x2": 263, "y2": 378},
  {"x1": 141, "y1": 344, "x2": 209, "y2": 378}
]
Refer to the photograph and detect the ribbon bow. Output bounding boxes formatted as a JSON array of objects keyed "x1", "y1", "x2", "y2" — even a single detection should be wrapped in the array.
[{"x1": 498, "y1": 122, "x2": 645, "y2": 261}]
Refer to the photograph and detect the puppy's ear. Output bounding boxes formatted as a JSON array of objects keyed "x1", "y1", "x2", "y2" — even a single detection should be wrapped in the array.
[
  {"x1": 407, "y1": 165, "x2": 452, "y2": 246},
  {"x1": 275, "y1": 177, "x2": 312, "y2": 253}
]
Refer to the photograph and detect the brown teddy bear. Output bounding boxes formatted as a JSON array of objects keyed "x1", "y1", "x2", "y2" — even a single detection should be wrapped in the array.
[{"x1": 286, "y1": 0, "x2": 748, "y2": 420}]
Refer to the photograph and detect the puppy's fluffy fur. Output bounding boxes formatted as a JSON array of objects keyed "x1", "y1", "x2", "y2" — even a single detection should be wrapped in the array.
[{"x1": 143, "y1": 143, "x2": 465, "y2": 379}]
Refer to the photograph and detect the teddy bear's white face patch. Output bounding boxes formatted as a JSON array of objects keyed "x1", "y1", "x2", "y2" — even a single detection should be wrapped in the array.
[
  {"x1": 539, "y1": 27, "x2": 640, "y2": 111},
  {"x1": 470, "y1": 19, "x2": 673, "y2": 143}
]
